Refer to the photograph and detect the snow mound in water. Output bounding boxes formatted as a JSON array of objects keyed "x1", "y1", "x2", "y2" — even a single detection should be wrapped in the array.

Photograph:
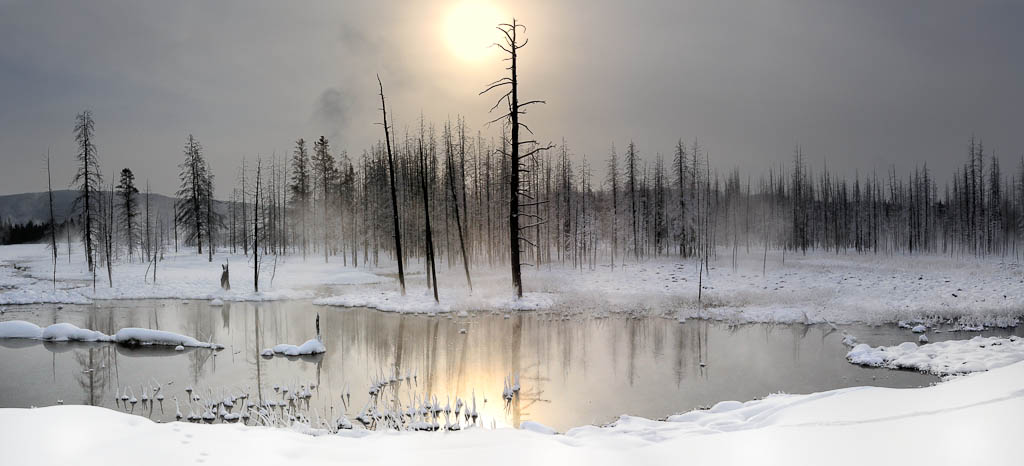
[
  {"x1": 210, "y1": 298, "x2": 225, "y2": 306},
  {"x1": 0, "y1": 320, "x2": 43, "y2": 339},
  {"x1": 264, "y1": 339, "x2": 326, "y2": 356},
  {"x1": 847, "y1": 335, "x2": 1024, "y2": 376},
  {"x1": 113, "y1": 328, "x2": 223, "y2": 349},
  {"x1": 1, "y1": 321, "x2": 222, "y2": 349},
  {"x1": 41, "y1": 323, "x2": 112, "y2": 342}
]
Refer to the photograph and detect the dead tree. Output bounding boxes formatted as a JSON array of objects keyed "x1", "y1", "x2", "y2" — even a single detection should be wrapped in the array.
[
  {"x1": 445, "y1": 121, "x2": 473, "y2": 291},
  {"x1": 418, "y1": 131, "x2": 440, "y2": 303},
  {"x1": 254, "y1": 158, "x2": 262, "y2": 292},
  {"x1": 377, "y1": 75, "x2": 407, "y2": 295},
  {"x1": 481, "y1": 19, "x2": 553, "y2": 298},
  {"x1": 46, "y1": 151, "x2": 57, "y2": 288}
]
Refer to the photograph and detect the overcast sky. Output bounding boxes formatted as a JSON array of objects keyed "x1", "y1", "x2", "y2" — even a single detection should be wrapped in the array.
[{"x1": 1, "y1": 0, "x2": 1022, "y2": 198}]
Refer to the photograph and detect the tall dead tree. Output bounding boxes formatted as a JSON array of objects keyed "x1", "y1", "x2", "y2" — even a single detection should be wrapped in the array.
[
  {"x1": 377, "y1": 75, "x2": 407, "y2": 295},
  {"x1": 46, "y1": 151, "x2": 57, "y2": 288},
  {"x1": 254, "y1": 158, "x2": 262, "y2": 292},
  {"x1": 445, "y1": 121, "x2": 472, "y2": 290},
  {"x1": 481, "y1": 19, "x2": 552, "y2": 298},
  {"x1": 418, "y1": 131, "x2": 440, "y2": 303}
]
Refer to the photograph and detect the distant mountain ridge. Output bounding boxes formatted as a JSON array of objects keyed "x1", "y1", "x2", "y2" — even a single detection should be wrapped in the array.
[{"x1": 0, "y1": 190, "x2": 200, "y2": 225}]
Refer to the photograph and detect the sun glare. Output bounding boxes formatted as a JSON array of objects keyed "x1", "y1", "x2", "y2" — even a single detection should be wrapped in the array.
[{"x1": 443, "y1": 1, "x2": 504, "y2": 62}]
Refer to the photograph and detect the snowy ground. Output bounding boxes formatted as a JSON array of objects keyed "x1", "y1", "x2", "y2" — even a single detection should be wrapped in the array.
[
  {"x1": 0, "y1": 244, "x2": 384, "y2": 304},
  {"x1": 2, "y1": 360, "x2": 1022, "y2": 465},
  {"x1": 2, "y1": 243, "x2": 1023, "y2": 328},
  {"x1": 351, "y1": 250, "x2": 1024, "y2": 328}
]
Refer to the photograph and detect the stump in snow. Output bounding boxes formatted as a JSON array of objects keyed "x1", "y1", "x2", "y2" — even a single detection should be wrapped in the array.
[{"x1": 220, "y1": 263, "x2": 230, "y2": 290}]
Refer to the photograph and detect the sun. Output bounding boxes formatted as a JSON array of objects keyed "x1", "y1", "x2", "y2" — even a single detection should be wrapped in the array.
[{"x1": 443, "y1": 1, "x2": 505, "y2": 62}]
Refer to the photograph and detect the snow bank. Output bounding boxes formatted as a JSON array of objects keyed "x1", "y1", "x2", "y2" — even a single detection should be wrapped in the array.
[
  {"x1": 3, "y1": 361, "x2": 1024, "y2": 465},
  {"x1": 0, "y1": 288, "x2": 92, "y2": 305},
  {"x1": 263, "y1": 338, "x2": 326, "y2": 356},
  {"x1": 314, "y1": 290, "x2": 452, "y2": 314},
  {"x1": 520, "y1": 421, "x2": 557, "y2": 435},
  {"x1": 490, "y1": 293, "x2": 555, "y2": 311},
  {"x1": 847, "y1": 335, "x2": 1024, "y2": 376},
  {"x1": 113, "y1": 328, "x2": 223, "y2": 349},
  {"x1": 0, "y1": 320, "x2": 43, "y2": 339}
]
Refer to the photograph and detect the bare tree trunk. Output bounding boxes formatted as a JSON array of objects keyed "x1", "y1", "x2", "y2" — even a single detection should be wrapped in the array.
[
  {"x1": 254, "y1": 158, "x2": 261, "y2": 292},
  {"x1": 378, "y1": 75, "x2": 407, "y2": 295},
  {"x1": 419, "y1": 136, "x2": 439, "y2": 303},
  {"x1": 446, "y1": 123, "x2": 473, "y2": 291},
  {"x1": 46, "y1": 152, "x2": 57, "y2": 289}
]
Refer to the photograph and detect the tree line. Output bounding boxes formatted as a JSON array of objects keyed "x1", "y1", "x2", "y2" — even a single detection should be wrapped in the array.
[{"x1": 51, "y1": 21, "x2": 1024, "y2": 298}]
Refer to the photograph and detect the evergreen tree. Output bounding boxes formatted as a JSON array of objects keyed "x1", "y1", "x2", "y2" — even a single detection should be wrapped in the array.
[
  {"x1": 175, "y1": 134, "x2": 209, "y2": 254},
  {"x1": 71, "y1": 110, "x2": 102, "y2": 273},
  {"x1": 115, "y1": 168, "x2": 140, "y2": 260}
]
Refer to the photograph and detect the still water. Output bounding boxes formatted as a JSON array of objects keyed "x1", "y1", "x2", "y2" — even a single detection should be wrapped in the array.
[{"x1": 2, "y1": 300, "x2": 1016, "y2": 431}]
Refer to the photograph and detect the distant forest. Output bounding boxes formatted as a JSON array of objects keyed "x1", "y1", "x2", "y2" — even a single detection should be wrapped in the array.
[{"x1": 0, "y1": 219, "x2": 68, "y2": 245}]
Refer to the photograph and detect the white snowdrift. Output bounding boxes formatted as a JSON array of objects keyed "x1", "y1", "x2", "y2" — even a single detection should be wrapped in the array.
[
  {"x1": 0, "y1": 320, "x2": 221, "y2": 349},
  {"x1": 262, "y1": 338, "x2": 326, "y2": 357},
  {"x1": 40, "y1": 322, "x2": 111, "y2": 342},
  {"x1": 3, "y1": 361, "x2": 1024, "y2": 465},
  {"x1": 847, "y1": 335, "x2": 1024, "y2": 376}
]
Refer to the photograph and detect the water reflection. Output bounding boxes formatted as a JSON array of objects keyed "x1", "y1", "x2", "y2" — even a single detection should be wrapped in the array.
[{"x1": 2, "y1": 300, "x2": 1019, "y2": 431}]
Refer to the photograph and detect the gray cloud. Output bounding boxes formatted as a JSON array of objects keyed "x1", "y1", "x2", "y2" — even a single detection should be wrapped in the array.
[{"x1": 0, "y1": 0, "x2": 1022, "y2": 198}]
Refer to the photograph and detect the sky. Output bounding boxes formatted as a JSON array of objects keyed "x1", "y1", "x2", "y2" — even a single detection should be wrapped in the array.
[{"x1": 1, "y1": 0, "x2": 1022, "y2": 198}]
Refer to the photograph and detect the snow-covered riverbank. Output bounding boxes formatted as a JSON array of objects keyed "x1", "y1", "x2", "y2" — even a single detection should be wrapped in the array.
[
  {"x1": 2, "y1": 243, "x2": 1023, "y2": 328},
  {"x1": 3, "y1": 359, "x2": 1022, "y2": 466}
]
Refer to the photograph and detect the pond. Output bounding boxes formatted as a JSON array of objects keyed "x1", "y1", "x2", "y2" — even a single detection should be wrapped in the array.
[{"x1": 1, "y1": 300, "x2": 1019, "y2": 431}]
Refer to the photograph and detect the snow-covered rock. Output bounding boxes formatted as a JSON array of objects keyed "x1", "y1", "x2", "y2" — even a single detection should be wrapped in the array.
[{"x1": 263, "y1": 339, "x2": 325, "y2": 356}]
